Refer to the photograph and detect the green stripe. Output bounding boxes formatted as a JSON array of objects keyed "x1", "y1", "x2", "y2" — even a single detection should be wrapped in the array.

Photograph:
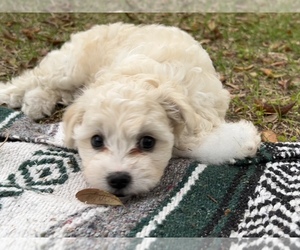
[
  {"x1": 148, "y1": 165, "x2": 243, "y2": 237},
  {"x1": 127, "y1": 161, "x2": 199, "y2": 237},
  {"x1": 0, "y1": 107, "x2": 23, "y2": 131},
  {"x1": 209, "y1": 165, "x2": 260, "y2": 236}
]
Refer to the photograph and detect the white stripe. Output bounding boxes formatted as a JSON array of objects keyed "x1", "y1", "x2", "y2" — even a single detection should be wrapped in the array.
[
  {"x1": 0, "y1": 111, "x2": 21, "y2": 131},
  {"x1": 135, "y1": 238, "x2": 157, "y2": 250},
  {"x1": 136, "y1": 164, "x2": 207, "y2": 237}
]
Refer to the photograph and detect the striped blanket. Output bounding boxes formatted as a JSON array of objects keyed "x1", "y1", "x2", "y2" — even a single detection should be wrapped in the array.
[{"x1": 1, "y1": 106, "x2": 300, "y2": 249}]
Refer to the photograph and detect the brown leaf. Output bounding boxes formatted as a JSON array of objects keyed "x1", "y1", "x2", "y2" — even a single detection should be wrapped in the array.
[
  {"x1": 271, "y1": 61, "x2": 287, "y2": 67},
  {"x1": 278, "y1": 79, "x2": 292, "y2": 91},
  {"x1": 21, "y1": 27, "x2": 40, "y2": 40},
  {"x1": 234, "y1": 65, "x2": 254, "y2": 71},
  {"x1": 260, "y1": 68, "x2": 273, "y2": 77},
  {"x1": 263, "y1": 114, "x2": 278, "y2": 123},
  {"x1": 260, "y1": 68, "x2": 285, "y2": 79},
  {"x1": 76, "y1": 188, "x2": 124, "y2": 206},
  {"x1": 207, "y1": 20, "x2": 216, "y2": 31},
  {"x1": 224, "y1": 209, "x2": 231, "y2": 216},
  {"x1": 224, "y1": 82, "x2": 239, "y2": 90},
  {"x1": 199, "y1": 39, "x2": 211, "y2": 45},
  {"x1": 261, "y1": 130, "x2": 278, "y2": 143},
  {"x1": 2, "y1": 29, "x2": 18, "y2": 42},
  {"x1": 256, "y1": 100, "x2": 296, "y2": 116}
]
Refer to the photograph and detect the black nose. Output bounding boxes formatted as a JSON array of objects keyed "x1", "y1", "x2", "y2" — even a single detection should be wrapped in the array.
[{"x1": 106, "y1": 172, "x2": 132, "y2": 190}]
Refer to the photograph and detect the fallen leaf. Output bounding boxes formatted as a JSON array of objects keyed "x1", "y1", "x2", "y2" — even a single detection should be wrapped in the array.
[
  {"x1": 21, "y1": 27, "x2": 40, "y2": 40},
  {"x1": 269, "y1": 42, "x2": 282, "y2": 50},
  {"x1": 256, "y1": 100, "x2": 296, "y2": 116},
  {"x1": 278, "y1": 79, "x2": 292, "y2": 91},
  {"x1": 268, "y1": 52, "x2": 288, "y2": 61},
  {"x1": 224, "y1": 209, "x2": 231, "y2": 216},
  {"x1": 207, "y1": 20, "x2": 216, "y2": 31},
  {"x1": 2, "y1": 29, "x2": 18, "y2": 42},
  {"x1": 271, "y1": 61, "x2": 287, "y2": 67},
  {"x1": 249, "y1": 72, "x2": 258, "y2": 77},
  {"x1": 76, "y1": 188, "x2": 124, "y2": 206},
  {"x1": 261, "y1": 130, "x2": 278, "y2": 143},
  {"x1": 234, "y1": 65, "x2": 254, "y2": 71},
  {"x1": 263, "y1": 113, "x2": 278, "y2": 123},
  {"x1": 260, "y1": 68, "x2": 285, "y2": 78},
  {"x1": 199, "y1": 39, "x2": 211, "y2": 45},
  {"x1": 260, "y1": 68, "x2": 273, "y2": 77},
  {"x1": 224, "y1": 82, "x2": 239, "y2": 90}
]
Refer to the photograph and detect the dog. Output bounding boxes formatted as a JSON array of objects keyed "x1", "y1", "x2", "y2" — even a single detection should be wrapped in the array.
[{"x1": 0, "y1": 23, "x2": 261, "y2": 196}]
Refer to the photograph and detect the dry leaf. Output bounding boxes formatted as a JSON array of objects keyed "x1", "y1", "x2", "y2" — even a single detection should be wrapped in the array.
[
  {"x1": 278, "y1": 79, "x2": 292, "y2": 91},
  {"x1": 234, "y1": 65, "x2": 254, "y2": 71},
  {"x1": 207, "y1": 20, "x2": 216, "y2": 31},
  {"x1": 260, "y1": 68, "x2": 284, "y2": 78},
  {"x1": 76, "y1": 188, "x2": 124, "y2": 206},
  {"x1": 249, "y1": 72, "x2": 258, "y2": 77},
  {"x1": 261, "y1": 130, "x2": 278, "y2": 143},
  {"x1": 21, "y1": 27, "x2": 40, "y2": 40},
  {"x1": 199, "y1": 39, "x2": 211, "y2": 45},
  {"x1": 268, "y1": 52, "x2": 288, "y2": 61},
  {"x1": 2, "y1": 29, "x2": 18, "y2": 42},
  {"x1": 224, "y1": 209, "x2": 231, "y2": 216},
  {"x1": 224, "y1": 82, "x2": 239, "y2": 90},
  {"x1": 260, "y1": 68, "x2": 273, "y2": 77},
  {"x1": 271, "y1": 61, "x2": 287, "y2": 67},
  {"x1": 264, "y1": 114, "x2": 278, "y2": 123},
  {"x1": 256, "y1": 100, "x2": 296, "y2": 116}
]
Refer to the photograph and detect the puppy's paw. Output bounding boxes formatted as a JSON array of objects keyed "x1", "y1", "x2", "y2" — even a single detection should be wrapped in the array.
[
  {"x1": 235, "y1": 120, "x2": 261, "y2": 159},
  {"x1": 21, "y1": 88, "x2": 58, "y2": 120},
  {"x1": 191, "y1": 120, "x2": 261, "y2": 165},
  {"x1": 0, "y1": 83, "x2": 24, "y2": 108}
]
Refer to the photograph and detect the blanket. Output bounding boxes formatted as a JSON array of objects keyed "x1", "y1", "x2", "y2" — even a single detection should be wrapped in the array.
[{"x1": 1, "y1": 106, "x2": 300, "y2": 249}]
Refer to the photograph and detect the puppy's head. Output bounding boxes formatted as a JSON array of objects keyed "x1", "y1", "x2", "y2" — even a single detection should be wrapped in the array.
[{"x1": 63, "y1": 83, "x2": 196, "y2": 196}]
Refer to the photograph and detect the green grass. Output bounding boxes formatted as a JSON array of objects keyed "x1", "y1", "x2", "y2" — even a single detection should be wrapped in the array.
[{"x1": 1, "y1": 13, "x2": 300, "y2": 141}]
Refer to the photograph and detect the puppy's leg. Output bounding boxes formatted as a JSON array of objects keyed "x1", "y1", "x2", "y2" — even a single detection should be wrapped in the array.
[
  {"x1": 0, "y1": 45, "x2": 85, "y2": 120},
  {"x1": 174, "y1": 120, "x2": 261, "y2": 165}
]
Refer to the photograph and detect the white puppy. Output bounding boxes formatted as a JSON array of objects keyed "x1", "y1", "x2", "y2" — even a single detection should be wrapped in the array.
[{"x1": 0, "y1": 23, "x2": 261, "y2": 196}]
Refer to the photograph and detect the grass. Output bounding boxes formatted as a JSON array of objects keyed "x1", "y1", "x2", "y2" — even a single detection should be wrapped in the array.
[{"x1": 0, "y1": 13, "x2": 300, "y2": 141}]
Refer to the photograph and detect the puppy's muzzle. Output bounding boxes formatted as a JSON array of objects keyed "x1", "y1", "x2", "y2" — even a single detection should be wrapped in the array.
[{"x1": 106, "y1": 171, "x2": 132, "y2": 190}]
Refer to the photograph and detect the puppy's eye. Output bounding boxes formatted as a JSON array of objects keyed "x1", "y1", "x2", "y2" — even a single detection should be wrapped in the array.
[
  {"x1": 91, "y1": 135, "x2": 104, "y2": 149},
  {"x1": 138, "y1": 136, "x2": 156, "y2": 151}
]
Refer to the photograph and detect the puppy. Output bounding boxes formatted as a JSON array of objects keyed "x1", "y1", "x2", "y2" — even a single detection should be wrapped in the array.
[{"x1": 0, "y1": 23, "x2": 261, "y2": 196}]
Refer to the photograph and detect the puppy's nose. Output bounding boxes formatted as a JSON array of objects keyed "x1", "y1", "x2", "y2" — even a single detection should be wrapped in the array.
[{"x1": 106, "y1": 172, "x2": 132, "y2": 190}]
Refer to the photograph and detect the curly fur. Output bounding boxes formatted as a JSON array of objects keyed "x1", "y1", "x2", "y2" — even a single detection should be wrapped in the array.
[{"x1": 0, "y1": 23, "x2": 261, "y2": 195}]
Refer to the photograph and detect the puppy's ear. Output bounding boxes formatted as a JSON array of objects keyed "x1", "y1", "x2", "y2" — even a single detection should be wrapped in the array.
[
  {"x1": 62, "y1": 102, "x2": 85, "y2": 148},
  {"x1": 155, "y1": 90, "x2": 198, "y2": 136}
]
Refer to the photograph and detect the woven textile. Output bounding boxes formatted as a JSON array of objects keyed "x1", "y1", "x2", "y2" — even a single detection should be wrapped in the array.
[{"x1": 1, "y1": 106, "x2": 300, "y2": 249}]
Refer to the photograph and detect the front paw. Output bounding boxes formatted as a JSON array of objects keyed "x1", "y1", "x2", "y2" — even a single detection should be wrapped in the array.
[
  {"x1": 22, "y1": 88, "x2": 58, "y2": 120},
  {"x1": 236, "y1": 120, "x2": 261, "y2": 159}
]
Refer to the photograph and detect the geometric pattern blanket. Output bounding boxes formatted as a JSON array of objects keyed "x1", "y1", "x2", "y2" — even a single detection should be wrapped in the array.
[{"x1": 1, "y1": 106, "x2": 300, "y2": 248}]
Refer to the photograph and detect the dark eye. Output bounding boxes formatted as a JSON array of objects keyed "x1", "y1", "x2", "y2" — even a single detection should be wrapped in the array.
[
  {"x1": 138, "y1": 136, "x2": 156, "y2": 151},
  {"x1": 91, "y1": 135, "x2": 104, "y2": 149}
]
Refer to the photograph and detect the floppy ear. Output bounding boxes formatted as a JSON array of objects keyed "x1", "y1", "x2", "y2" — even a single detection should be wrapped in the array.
[
  {"x1": 155, "y1": 89, "x2": 199, "y2": 136},
  {"x1": 62, "y1": 102, "x2": 85, "y2": 149}
]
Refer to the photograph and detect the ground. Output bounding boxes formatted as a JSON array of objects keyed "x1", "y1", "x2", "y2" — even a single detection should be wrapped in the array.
[{"x1": 1, "y1": 13, "x2": 300, "y2": 141}]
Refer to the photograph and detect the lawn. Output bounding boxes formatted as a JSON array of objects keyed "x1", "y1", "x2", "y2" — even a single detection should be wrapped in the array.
[{"x1": 1, "y1": 13, "x2": 300, "y2": 141}]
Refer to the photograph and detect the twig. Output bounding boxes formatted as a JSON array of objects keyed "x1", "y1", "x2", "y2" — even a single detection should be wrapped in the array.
[
  {"x1": 0, "y1": 133, "x2": 9, "y2": 149},
  {"x1": 207, "y1": 194, "x2": 218, "y2": 204}
]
